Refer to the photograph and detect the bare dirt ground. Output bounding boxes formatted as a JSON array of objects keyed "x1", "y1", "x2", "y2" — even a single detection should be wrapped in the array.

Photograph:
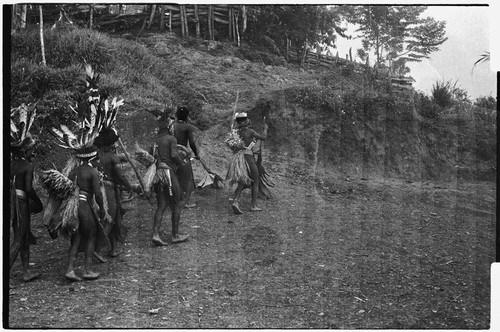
[{"x1": 8, "y1": 161, "x2": 496, "y2": 329}]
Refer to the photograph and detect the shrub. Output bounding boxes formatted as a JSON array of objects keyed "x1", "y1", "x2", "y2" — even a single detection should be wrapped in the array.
[
  {"x1": 431, "y1": 80, "x2": 453, "y2": 108},
  {"x1": 417, "y1": 92, "x2": 441, "y2": 119},
  {"x1": 474, "y1": 95, "x2": 496, "y2": 110}
]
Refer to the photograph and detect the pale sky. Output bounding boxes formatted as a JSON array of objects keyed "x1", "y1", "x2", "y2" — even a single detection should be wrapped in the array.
[{"x1": 335, "y1": 4, "x2": 498, "y2": 100}]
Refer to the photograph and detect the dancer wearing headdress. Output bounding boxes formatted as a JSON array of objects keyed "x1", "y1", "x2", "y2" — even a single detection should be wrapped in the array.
[
  {"x1": 10, "y1": 104, "x2": 43, "y2": 282},
  {"x1": 43, "y1": 102, "x2": 110, "y2": 281},
  {"x1": 94, "y1": 97, "x2": 142, "y2": 258}
]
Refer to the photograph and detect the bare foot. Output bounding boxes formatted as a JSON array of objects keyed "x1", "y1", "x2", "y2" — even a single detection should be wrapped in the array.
[
  {"x1": 83, "y1": 271, "x2": 100, "y2": 280},
  {"x1": 65, "y1": 271, "x2": 82, "y2": 282},
  {"x1": 22, "y1": 271, "x2": 41, "y2": 282},
  {"x1": 250, "y1": 206, "x2": 263, "y2": 212},
  {"x1": 172, "y1": 234, "x2": 189, "y2": 243},
  {"x1": 232, "y1": 203, "x2": 243, "y2": 215},
  {"x1": 93, "y1": 252, "x2": 107, "y2": 263},
  {"x1": 152, "y1": 236, "x2": 168, "y2": 246}
]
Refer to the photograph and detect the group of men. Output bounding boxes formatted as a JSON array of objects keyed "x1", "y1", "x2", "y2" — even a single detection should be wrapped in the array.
[{"x1": 10, "y1": 103, "x2": 270, "y2": 282}]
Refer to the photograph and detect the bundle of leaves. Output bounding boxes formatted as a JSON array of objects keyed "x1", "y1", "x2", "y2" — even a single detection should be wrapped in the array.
[{"x1": 224, "y1": 129, "x2": 246, "y2": 152}]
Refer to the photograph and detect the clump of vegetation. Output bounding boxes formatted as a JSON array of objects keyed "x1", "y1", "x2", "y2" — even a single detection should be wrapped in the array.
[
  {"x1": 431, "y1": 80, "x2": 454, "y2": 108},
  {"x1": 431, "y1": 79, "x2": 470, "y2": 108},
  {"x1": 474, "y1": 95, "x2": 496, "y2": 110}
]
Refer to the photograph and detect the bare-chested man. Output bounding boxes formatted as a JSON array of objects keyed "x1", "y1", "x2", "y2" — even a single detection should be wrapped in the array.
[
  {"x1": 230, "y1": 112, "x2": 268, "y2": 214},
  {"x1": 173, "y1": 106, "x2": 200, "y2": 208},
  {"x1": 94, "y1": 128, "x2": 141, "y2": 258},
  {"x1": 10, "y1": 136, "x2": 43, "y2": 282},
  {"x1": 65, "y1": 146, "x2": 108, "y2": 281},
  {"x1": 152, "y1": 110, "x2": 189, "y2": 246}
]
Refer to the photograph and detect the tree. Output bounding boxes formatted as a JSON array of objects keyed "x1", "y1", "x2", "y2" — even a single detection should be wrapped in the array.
[
  {"x1": 244, "y1": 5, "x2": 349, "y2": 63},
  {"x1": 349, "y1": 6, "x2": 447, "y2": 73}
]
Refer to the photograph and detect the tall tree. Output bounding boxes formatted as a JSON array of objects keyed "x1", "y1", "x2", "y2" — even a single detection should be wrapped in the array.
[{"x1": 349, "y1": 5, "x2": 447, "y2": 73}]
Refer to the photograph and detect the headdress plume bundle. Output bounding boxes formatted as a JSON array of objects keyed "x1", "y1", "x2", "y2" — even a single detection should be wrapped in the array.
[{"x1": 10, "y1": 103, "x2": 37, "y2": 151}]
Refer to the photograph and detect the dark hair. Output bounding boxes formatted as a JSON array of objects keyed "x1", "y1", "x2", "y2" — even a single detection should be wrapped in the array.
[
  {"x1": 176, "y1": 106, "x2": 190, "y2": 121},
  {"x1": 94, "y1": 128, "x2": 119, "y2": 147}
]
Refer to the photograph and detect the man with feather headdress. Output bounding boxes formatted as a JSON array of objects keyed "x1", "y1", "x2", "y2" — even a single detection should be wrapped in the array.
[
  {"x1": 10, "y1": 104, "x2": 43, "y2": 282},
  {"x1": 43, "y1": 102, "x2": 109, "y2": 281},
  {"x1": 93, "y1": 98, "x2": 142, "y2": 258}
]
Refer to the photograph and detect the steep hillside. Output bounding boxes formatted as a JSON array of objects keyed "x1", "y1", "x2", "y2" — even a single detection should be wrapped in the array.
[
  {"x1": 117, "y1": 32, "x2": 496, "y2": 185},
  {"x1": 10, "y1": 28, "x2": 496, "y2": 184}
]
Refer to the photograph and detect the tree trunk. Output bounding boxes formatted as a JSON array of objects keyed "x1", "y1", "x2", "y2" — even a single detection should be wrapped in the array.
[
  {"x1": 208, "y1": 5, "x2": 213, "y2": 40},
  {"x1": 234, "y1": 11, "x2": 240, "y2": 47},
  {"x1": 39, "y1": 5, "x2": 47, "y2": 66},
  {"x1": 21, "y1": 5, "x2": 27, "y2": 29},
  {"x1": 89, "y1": 4, "x2": 93, "y2": 28},
  {"x1": 194, "y1": 5, "x2": 200, "y2": 38},
  {"x1": 159, "y1": 5, "x2": 165, "y2": 32},
  {"x1": 241, "y1": 5, "x2": 247, "y2": 34},
  {"x1": 118, "y1": 4, "x2": 123, "y2": 15},
  {"x1": 229, "y1": 7, "x2": 233, "y2": 40},
  {"x1": 148, "y1": 4, "x2": 156, "y2": 30},
  {"x1": 180, "y1": 5, "x2": 185, "y2": 37},
  {"x1": 169, "y1": 9, "x2": 172, "y2": 32},
  {"x1": 183, "y1": 5, "x2": 189, "y2": 36}
]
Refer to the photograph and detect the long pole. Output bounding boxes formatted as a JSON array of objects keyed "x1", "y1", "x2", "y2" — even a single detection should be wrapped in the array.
[
  {"x1": 230, "y1": 90, "x2": 239, "y2": 130},
  {"x1": 117, "y1": 137, "x2": 146, "y2": 193}
]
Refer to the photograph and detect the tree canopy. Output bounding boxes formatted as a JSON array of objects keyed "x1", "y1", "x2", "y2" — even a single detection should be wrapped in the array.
[{"x1": 347, "y1": 6, "x2": 447, "y2": 74}]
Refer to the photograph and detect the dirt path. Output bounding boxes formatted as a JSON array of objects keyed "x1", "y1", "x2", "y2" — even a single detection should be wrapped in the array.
[{"x1": 7, "y1": 171, "x2": 495, "y2": 328}]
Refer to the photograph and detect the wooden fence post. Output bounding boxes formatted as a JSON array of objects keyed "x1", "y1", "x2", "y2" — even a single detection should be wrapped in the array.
[{"x1": 147, "y1": 4, "x2": 156, "y2": 30}]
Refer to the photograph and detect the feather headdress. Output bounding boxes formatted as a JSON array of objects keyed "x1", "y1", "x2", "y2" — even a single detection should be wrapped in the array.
[
  {"x1": 10, "y1": 103, "x2": 37, "y2": 150},
  {"x1": 85, "y1": 63, "x2": 101, "y2": 105}
]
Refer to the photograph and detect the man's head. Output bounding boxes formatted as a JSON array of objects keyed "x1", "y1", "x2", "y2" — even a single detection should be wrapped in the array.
[
  {"x1": 94, "y1": 127, "x2": 119, "y2": 148},
  {"x1": 235, "y1": 112, "x2": 250, "y2": 128},
  {"x1": 157, "y1": 108, "x2": 176, "y2": 133},
  {"x1": 176, "y1": 106, "x2": 190, "y2": 121}
]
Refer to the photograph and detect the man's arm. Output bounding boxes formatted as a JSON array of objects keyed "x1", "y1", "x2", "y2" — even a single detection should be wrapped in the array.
[
  {"x1": 252, "y1": 124, "x2": 268, "y2": 141},
  {"x1": 111, "y1": 155, "x2": 134, "y2": 192},
  {"x1": 169, "y1": 137, "x2": 186, "y2": 166},
  {"x1": 91, "y1": 168, "x2": 105, "y2": 215},
  {"x1": 187, "y1": 126, "x2": 199, "y2": 158}
]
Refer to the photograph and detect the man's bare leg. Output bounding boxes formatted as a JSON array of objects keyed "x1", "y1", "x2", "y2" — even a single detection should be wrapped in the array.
[
  {"x1": 65, "y1": 235, "x2": 82, "y2": 281},
  {"x1": 152, "y1": 188, "x2": 168, "y2": 246},
  {"x1": 171, "y1": 204, "x2": 189, "y2": 243},
  {"x1": 83, "y1": 237, "x2": 99, "y2": 280},
  {"x1": 231, "y1": 183, "x2": 244, "y2": 214},
  {"x1": 20, "y1": 246, "x2": 41, "y2": 282},
  {"x1": 109, "y1": 234, "x2": 122, "y2": 257}
]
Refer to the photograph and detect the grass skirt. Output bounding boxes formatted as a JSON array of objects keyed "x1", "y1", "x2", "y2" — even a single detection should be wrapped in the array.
[{"x1": 226, "y1": 150, "x2": 251, "y2": 186}]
